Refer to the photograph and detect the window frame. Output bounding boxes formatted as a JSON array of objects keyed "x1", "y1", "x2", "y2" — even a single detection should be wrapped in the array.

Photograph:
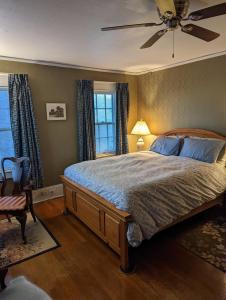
[
  {"x1": 94, "y1": 91, "x2": 116, "y2": 158},
  {"x1": 0, "y1": 85, "x2": 14, "y2": 175},
  {"x1": 0, "y1": 86, "x2": 11, "y2": 134}
]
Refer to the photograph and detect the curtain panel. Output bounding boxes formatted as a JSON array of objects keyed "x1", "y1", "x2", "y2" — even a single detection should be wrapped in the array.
[
  {"x1": 76, "y1": 80, "x2": 96, "y2": 161},
  {"x1": 8, "y1": 74, "x2": 43, "y2": 189},
  {"x1": 116, "y1": 83, "x2": 129, "y2": 155}
]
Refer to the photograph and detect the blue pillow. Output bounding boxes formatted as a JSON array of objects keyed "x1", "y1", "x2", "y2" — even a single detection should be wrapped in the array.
[
  {"x1": 150, "y1": 136, "x2": 181, "y2": 156},
  {"x1": 179, "y1": 137, "x2": 225, "y2": 163}
]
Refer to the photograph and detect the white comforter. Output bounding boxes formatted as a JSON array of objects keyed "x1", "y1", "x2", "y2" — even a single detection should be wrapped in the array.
[{"x1": 64, "y1": 152, "x2": 226, "y2": 246}]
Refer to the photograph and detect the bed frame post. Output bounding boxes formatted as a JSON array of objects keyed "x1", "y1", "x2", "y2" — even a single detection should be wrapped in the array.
[{"x1": 119, "y1": 221, "x2": 134, "y2": 273}]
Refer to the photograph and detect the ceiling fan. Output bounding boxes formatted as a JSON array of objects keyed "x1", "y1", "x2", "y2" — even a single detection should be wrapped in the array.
[{"x1": 101, "y1": 1, "x2": 226, "y2": 49}]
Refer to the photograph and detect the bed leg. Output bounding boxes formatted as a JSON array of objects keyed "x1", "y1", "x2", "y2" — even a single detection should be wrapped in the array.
[{"x1": 119, "y1": 222, "x2": 135, "y2": 273}]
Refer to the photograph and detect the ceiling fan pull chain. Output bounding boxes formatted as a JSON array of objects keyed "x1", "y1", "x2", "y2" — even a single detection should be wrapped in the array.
[{"x1": 172, "y1": 30, "x2": 175, "y2": 59}]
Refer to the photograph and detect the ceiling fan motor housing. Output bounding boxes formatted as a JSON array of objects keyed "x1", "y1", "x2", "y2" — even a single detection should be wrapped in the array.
[{"x1": 167, "y1": 17, "x2": 180, "y2": 30}]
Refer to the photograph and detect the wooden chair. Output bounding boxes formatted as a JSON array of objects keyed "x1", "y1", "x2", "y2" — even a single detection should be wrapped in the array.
[{"x1": 0, "y1": 157, "x2": 36, "y2": 244}]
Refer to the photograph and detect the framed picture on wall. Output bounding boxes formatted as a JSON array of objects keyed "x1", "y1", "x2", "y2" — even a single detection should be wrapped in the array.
[{"x1": 46, "y1": 103, "x2": 66, "y2": 121}]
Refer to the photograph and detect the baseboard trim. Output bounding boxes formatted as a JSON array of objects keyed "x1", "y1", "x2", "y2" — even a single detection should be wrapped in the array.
[{"x1": 33, "y1": 184, "x2": 63, "y2": 203}]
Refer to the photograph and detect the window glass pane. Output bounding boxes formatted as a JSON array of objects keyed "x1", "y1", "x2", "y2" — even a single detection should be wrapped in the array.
[
  {"x1": 0, "y1": 90, "x2": 11, "y2": 128},
  {"x1": 108, "y1": 138, "x2": 115, "y2": 152},
  {"x1": 99, "y1": 138, "x2": 108, "y2": 153},
  {"x1": 95, "y1": 125, "x2": 99, "y2": 138},
  {"x1": 94, "y1": 94, "x2": 97, "y2": 108},
  {"x1": 94, "y1": 91, "x2": 116, "y2": 155},
  {"x1": 0, "y1": 130, "x2": 14, "y2": 170},
  {"x1": 97, "y1": 109, "x2": 105, "y2": 123},
  {"x1": 0, "y1": 89, "x2": 15, "y2": 170},
  {"x1": 106, "y1": 109, "x2": 113, "y2": 123},
  {"x1": 106, "y1": 94, "x2": 112, "y2": 108},
  {"x1": 0, "y1": 109, "x2": 11, "y2": 128},
  {"x1": 96, "y1": 94, "x2": 105, "y2": 108},
  {"x1": 108, "y1": 124, "x2": 114, "y2": 137},
  {"x1": 96, "y1": 139, "x2": 100, "y2": 153},
  {"x1": 99, "y1": 125, "x2": 107, "y2": 138},
  {"x1": 0, "y1": 90, "x2": 9, "y2": 109}
]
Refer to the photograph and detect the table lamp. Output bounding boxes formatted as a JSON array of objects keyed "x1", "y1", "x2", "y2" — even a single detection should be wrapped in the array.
[{"x1": 131, "y1": 120, "x2": 151, "y2": 149}]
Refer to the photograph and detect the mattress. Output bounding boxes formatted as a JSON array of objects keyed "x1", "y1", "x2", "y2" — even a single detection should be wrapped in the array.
[{"x1": 64, "y1": 151, "x2": 226, "y2": 246}]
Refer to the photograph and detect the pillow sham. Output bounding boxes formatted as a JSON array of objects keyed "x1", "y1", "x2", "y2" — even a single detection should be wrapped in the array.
[
  {"x1": 179, "y1": 137, "x2": 225, "y2": 163},
  {"x1": 150, "y1": 136, "x2": 181, "y2": 156},
  {"x1": 190, "y1": 136, "x2": 226, "y2": 166}
]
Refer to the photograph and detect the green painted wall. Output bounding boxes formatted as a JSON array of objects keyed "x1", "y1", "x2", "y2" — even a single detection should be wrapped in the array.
[{"x1": 138, "y1": 55, "x2": 226, "y2": 146}]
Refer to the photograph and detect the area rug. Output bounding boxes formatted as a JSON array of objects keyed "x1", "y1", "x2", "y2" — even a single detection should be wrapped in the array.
[
  {"x1": 177, "y1": 206, "x2": 226, "y2": 272},
  {"x1": 0, "y1": 213, "x2": 60, "y2": 269}
]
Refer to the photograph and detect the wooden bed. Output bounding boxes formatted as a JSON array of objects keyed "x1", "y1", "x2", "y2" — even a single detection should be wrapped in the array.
[{"x1": 60, "y1": 128, "x2": 226, "y2": 272}]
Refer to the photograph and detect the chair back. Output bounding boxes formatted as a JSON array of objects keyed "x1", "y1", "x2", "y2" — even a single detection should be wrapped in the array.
[{"x1": 1, "y1": 157, "x2": 31, "y2": 196}]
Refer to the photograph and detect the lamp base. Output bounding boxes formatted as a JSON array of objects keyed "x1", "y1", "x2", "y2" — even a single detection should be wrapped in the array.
[{"x1": 136, "y1": 136, "x2": 144, "y2": 151}]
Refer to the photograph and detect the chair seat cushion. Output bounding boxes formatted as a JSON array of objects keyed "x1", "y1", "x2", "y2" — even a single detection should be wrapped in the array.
[{"x1": 0, "y1": 195, "x2": 26, "y2": 211}]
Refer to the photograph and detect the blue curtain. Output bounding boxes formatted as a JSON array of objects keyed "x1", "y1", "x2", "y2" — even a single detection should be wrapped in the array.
[
  {"x1": 116, "y1": 83, "x2": 129, "y2": 155},
  {"x1": 8, "y1": 74, "x2": 43, "y2": 189},
  {"x1": 76, "y1": 80, "x2": 96, "y2": 161}
]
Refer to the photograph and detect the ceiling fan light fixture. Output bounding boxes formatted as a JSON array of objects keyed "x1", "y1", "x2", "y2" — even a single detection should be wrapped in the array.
[{"x1": 164, "y1": 11, "x2": 174, "y2": 18}]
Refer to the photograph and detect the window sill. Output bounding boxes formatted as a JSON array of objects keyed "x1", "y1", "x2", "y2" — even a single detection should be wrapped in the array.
[{"x1": 96, "y1": 153, "x2": 115, "y2": 159}]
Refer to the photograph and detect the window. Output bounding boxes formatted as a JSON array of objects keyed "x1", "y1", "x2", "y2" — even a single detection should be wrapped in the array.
[
  {"x1": 0, "y1": 85, "x2": 14, "y2": 171},
  {"x1": 94, "y1": 92, "x2": 116, "y2": 156}
]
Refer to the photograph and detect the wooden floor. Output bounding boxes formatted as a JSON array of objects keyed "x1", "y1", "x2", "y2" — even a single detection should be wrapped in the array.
[{"x1": 7, "y1": 197, "x2": 226, "y2": 300}]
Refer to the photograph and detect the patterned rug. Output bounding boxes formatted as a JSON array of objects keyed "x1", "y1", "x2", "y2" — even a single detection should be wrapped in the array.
[
  {"x1": 177, "y1": 205, "x2": 226, "y2": 272},
  {"x1": 0, "y1": 213, "x2": 60, "y2": 269}
]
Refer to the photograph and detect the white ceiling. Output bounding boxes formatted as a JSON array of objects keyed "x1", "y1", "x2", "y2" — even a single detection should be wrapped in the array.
[{"x1": 0, "y1": 0, "x2": 226, "y2": 74}]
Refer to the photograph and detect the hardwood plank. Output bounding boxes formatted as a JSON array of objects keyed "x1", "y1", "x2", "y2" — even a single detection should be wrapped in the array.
[{"x1": 6, "y1": 198, "x2": 226, "y2": 300}]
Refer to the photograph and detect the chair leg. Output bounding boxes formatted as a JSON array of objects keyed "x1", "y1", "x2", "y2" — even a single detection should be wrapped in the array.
[
  {"x1": 28, "y1": 190, "x2": 36, "y2": 223},
  {"x1": 16, "y1": 212, "x2": 27, "y2": 244},
  {"x1": 29, "y1": 204, "x2": 37, "y2": 223},
  {"x1": 0, "y1": 268, "x2": 8, "y2": 290}
]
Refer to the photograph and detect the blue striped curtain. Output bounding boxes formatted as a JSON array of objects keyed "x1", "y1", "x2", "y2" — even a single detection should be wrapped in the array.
[
  {"x1": 8, "y1": 74, "x2": 43, "y2": 189},
  {"x1": 76, "y1": 80, "x2": 96, "y2": 161},
  {"x1": 116, "y1": 83, "x2": 129, "y2": 155}
]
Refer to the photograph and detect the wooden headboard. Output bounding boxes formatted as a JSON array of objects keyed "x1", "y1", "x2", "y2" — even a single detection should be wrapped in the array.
[{"x1": 163, "y1": 128, "x2": 226, "y2": 141}]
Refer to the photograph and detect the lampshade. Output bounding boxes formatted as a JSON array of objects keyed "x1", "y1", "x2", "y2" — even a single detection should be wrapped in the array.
[{"x1": 131, "y1": 120, "x2": 150, "y2": 136}]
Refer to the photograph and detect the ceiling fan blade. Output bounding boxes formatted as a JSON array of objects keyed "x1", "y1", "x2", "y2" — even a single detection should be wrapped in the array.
[
  {"x1": 140, "y1": 29, "x2": 167, "y2": 49},
  {"x1": 188, "y1": 2, "x2": 226, "y2": 21},
  {"x1": 155, "y1": 0, "x2": 176, "y2": 16},
  {"x1": 181, "y1": 24, "x2": 220, "y2": 42},
  {"x1": 101, "y1": 22, "x2": 160, "y2": 31}
]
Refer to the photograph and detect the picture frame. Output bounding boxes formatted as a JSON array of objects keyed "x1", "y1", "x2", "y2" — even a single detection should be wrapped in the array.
[{"x1": 46, "y1": 103, "x2": 66, "y2": 121}]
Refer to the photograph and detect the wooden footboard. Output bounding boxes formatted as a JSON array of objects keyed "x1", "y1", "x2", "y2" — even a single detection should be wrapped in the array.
[
  {"x1": 60, "y1": 175, "x2": 225, "y2": 272},
  {"x1": 60, "y1": 175, "x2": 133, "y2": 272}
]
